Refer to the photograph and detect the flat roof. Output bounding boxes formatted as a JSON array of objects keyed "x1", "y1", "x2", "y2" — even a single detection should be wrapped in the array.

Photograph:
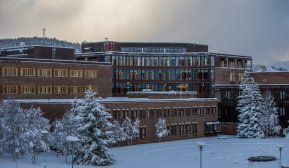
[
  {"x1": 15, "y1": 97, "x2": 217, "y2": 104},
  {"x1": 75, "y1": 51, "x2": 252, "y2": 59},
  {"x1": 0, "y1": 57, "x2": 111, "y2": 65}
]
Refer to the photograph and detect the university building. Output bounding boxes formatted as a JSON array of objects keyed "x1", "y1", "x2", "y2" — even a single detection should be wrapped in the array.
[{"x1": 4, "y1": 41, "x2": 288, "y2": 143}]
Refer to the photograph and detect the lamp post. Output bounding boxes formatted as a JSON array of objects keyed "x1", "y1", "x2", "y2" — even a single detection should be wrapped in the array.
[
  {"x1": 196, "y1": 142, "x2": 206, "y2": 168},
  {"x1": 41, "y1": 130, "x2": 49, "y2": 168},
  {"x1": 278, "y1": 145, "x2": 283, "y2": 168},
  {"x1": 66, "y1": 136, "x2": 80, "y2": 168}
]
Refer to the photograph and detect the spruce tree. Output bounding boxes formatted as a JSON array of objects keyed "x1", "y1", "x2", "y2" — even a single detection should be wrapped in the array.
[
  {"x1": 71, "y1": 89, "x2": 115, "y2": 166},
  {"x1": 155, "y1": 118, "x2": 169, "y2": 142},
  {"x1": 237, "y1": 71, "x2": 264, "y2": 138},
  {"x1": 261, "y1": 91, "x2": 281, "y2": 137}
]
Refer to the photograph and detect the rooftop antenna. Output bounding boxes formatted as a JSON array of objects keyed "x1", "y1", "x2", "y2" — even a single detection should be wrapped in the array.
[{"x1": 43, "y1": 28, "x2": 46, "y2": 38}]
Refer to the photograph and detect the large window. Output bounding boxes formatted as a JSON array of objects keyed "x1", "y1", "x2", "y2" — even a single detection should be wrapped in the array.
[
  {"x1": 54, "y1": 69, "x2": 68, "y2": 77},
  {"x1": 21, "y1": 85, "x2": 36, "y2": 94},
  {"x1": 2, "y1": 85, "x2": 18, "y2": 94},
  {"x1": 38, "y1": 86, "x2": 52, "y2": 94},
  {"x1": 20, "y1": 68, "x2": 36, "y2": 76},
  {"x1": 54, "y1": 86, "x2": 68, "y2": 94},
  {"x1": 70, "y1": 86, "x2": 85, "y2": 94},
  {"x1": 70, "y1": 70, "x2": 83, "y2": 78},
  {"x1": 2, "y1": 67, "x2": 18, "y2": 76},
  {"x1": 38, "y1": 69, "x2": 52, "y2": 77},
  {"x1": 84, "y1": 70, "x2": 97, "y2": 78}
]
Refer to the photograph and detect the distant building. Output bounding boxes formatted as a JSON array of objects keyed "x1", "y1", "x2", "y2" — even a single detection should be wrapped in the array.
[
  {"x1": 1, "y1": 45, "x2": 75, "y2": 60},
  {"x1": 76, "y1": 41, "x2": 252, "y2": 98}
]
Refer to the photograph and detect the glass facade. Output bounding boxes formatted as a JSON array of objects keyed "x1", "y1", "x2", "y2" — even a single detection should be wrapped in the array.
[{"x1": 106, "y1": 52, "x2": 216, "y2": 97}]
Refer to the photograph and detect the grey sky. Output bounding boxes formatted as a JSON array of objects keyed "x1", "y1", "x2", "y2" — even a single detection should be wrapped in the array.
[{"x1": 0, "y1": 0, "x2": 289, "y2": 66}]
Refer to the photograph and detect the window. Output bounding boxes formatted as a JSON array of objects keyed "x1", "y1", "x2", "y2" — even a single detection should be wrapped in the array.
[
  {"x1": 163, "y1": 108, "x2": 170, "y2": 117},
  {"x1": 54, "y1": 86, "x2": 68, "y2": 94},
  {"x1": 238, "y1": 73, "x2": 243, "y2": 82},
  {"x1": 70, "y1": 86, "x2": 85, "y2": 94},
  {"x1": 171, "y1": 125, "x2": 177, "y2": 135},
  {"x1": 38, "y1": 69, "x2": 52, "y2": 77},
  {"x1": 156, "y1": 108, "x2": 162, "y2": 117},
  {"x1": 131, "y1": 110, "x2": 138, "y2": 119},
  {"x1": 2, "y1": 67, "x2": 18, "y2": 76},
  {"x1": 185, "y1": 124, "x2": 191, "y2": 134},
  {"x1": 38, "y1": 86, "x2": 52, "y2": 94},
  {"x1": 280, "y1": 107, "x2": 285, "y2": 116},
  {"x1": 2, "y1": 85, "x2": 18, "y2": 94},
  {"x1": 139, "y1": 127, "x2": 146, "y2": 139},
  {"x1": 70, "y1": 70, "x2": 83, "y2": 78},
  {"x1": 192, "y1": 123, "x2": 198, "y2": 134},
  {"x1": 84, "y1": 70, "x2": 97, "y2": 78},
  {"x1": 229, "y1": 72, "x2": 235, "y2": 82},
  {"x1": 20, "y1": 68, "x2": 36, "y2": 76},
  {"x1": 178, "y1": 125, "x2": 184, "y2": 135},
  {"x1": 148, "y1": 109, "x2": 154, "y2": 118},
  {"x1": 123, "y1": 110, "x2": 129, "y2": 119},
  {"x1": 225, "y1": 90, "x2": 230, "y2": 99},
  {"x1": 21, "y1": 85, "x2": 36, "y2": 94},
  {"x1": 139, "y1": 109, "x2": 146, "y2": 119},
  {"x1": 54, "y1": 69, "x2": 68, "y2": 77},
  {"x1": 280, "y1": 90, "x2": 285, "y2": 100}
]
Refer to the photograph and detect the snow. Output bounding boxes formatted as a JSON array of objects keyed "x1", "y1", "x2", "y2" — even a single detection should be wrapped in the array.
[
  {"x1": 1, "y1": 136, "x2": 289, "y2": 168},
  {"x1": 66, "y1": 136, "x2": 80, "y2": 142}
]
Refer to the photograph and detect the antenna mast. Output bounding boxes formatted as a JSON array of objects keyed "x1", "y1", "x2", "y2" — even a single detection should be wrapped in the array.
[{"x1": 43, "y1": 28, "x2": 46, "y2": 38}]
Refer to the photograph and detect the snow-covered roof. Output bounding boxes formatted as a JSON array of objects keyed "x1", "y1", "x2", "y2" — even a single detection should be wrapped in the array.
[
  {"x1": 15, "y1": 97, "x2": 217, "y2": 104},
  {"x1": 0, "y1": 57, "x2": 111, "y2": 65}
]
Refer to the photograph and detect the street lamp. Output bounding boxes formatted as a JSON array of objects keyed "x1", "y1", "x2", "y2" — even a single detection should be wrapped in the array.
[
  {"x1": 41, "y1": 130, "x2": 49, "y2": 168},
  {"x1": 278, "y1": 145, "x2": 283, "y2": 168},
  {"x1": 196, "y1": 142, "x2": 206, "y2": 168},
  {"x1": 66, "y1": 136, "x2": 80, "y2": 168}
]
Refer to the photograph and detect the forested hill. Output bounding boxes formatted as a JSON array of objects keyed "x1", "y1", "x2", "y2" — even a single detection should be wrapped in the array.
[{"x1": 0, "y1": 37, "x2": 81, "y2": 53}]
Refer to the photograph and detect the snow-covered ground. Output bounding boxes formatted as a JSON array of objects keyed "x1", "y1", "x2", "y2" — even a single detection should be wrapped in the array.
[{"x1": 1, "y1": 136, "x2": 289, "y2": 168}]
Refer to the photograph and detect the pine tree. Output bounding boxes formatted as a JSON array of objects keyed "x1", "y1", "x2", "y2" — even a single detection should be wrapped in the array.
[
  {"x1": 132, "y1": 118, "x2": 140, "y2": 141},
  {"x1": 261, "y1": 91, "x2": 281, "y2": 137},
  {"x1": 112, "y1": 120, "x2": 127, "y2": 146},
  {"x1": 71, "y1": 89, "x2": 115, "y2": 166},
  {"x1": 0, "y1": 99, "x2": 28, "y2": 161},
  {"x1": 155, "y1": 118, "x2": 169, "y2": 142},
  {"x1": 24, "y1": 107, "x2": 50, "y2": 164},
  {"x1": 237, "y1": 71, "x2": 264, "y2": 138},
  {"x1": 122, "y1": 117, "x2": 133, "y2": 145}
]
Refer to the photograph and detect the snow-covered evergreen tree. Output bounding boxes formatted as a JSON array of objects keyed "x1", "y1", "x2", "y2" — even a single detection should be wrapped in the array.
[
  {"x1": 0, "y1": 99, "x2": 28, "y2": 161},
  {"x1": 24, "y1": 107, "x2": 50, "y2": 164},
  {"x1": 112, "y1": 120, "x2": 127, "y2": 146},
  {"x1": 261, "y1": 91, "x2": 281, "y2": 137},
  {"x1": 71, "y1": 89, "x2": 115, "y2": 166},
  {"x1": 122, "y1": 117, "x2": 133, "y2": 145},
  {"x1": 132, "y1": 118, "x2": 140, "y2": 140},
  {"x1": 237, "y1": 71, "x2": 264, "y2": 138},
  {"x1": 155, "y1": 118, "x2": 169, "y2": 142}
]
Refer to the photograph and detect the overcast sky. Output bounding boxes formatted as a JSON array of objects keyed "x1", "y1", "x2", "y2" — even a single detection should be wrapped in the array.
[{"x1": 1, "y1": 0, "x2": 289, "y2": 66}]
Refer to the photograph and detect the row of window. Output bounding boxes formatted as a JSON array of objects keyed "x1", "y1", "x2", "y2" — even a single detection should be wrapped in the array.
[
  {"x1": 2, "y1": 85, "x2": 97, "y2": 94},
  {"x1": 111, "y1": 55, "x2": 214, "y2": 67},
  {"x1": 120, "y1": 47, "x2": 187, "y2": 53},
  {"x1": 111, "y1": 106, "x2": 217, "y2": 120},
  {"x1": 113, "y1": 82, "x2": 211, "y2": 94},
  {"x1": 136, "y1": 123, "x2": 198, "y2": 139},
  {"x1": 114, "y1": 69, "x2": 213, "y2": 81},
  {"x1": 2, "y1": 67, "x2": 97, "y2": 78},
  {"x1": 220, "y1": 58, "x2": 252, "y2": 69}
]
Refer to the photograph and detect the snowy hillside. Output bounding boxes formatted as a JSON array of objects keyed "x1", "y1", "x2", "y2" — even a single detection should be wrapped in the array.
[
  {"x1": 0, "y1": 37, "x2": 81, "y2": 53},
  {"x1": 253, "y1": 64, "x2": 288, "y2": 72}
]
